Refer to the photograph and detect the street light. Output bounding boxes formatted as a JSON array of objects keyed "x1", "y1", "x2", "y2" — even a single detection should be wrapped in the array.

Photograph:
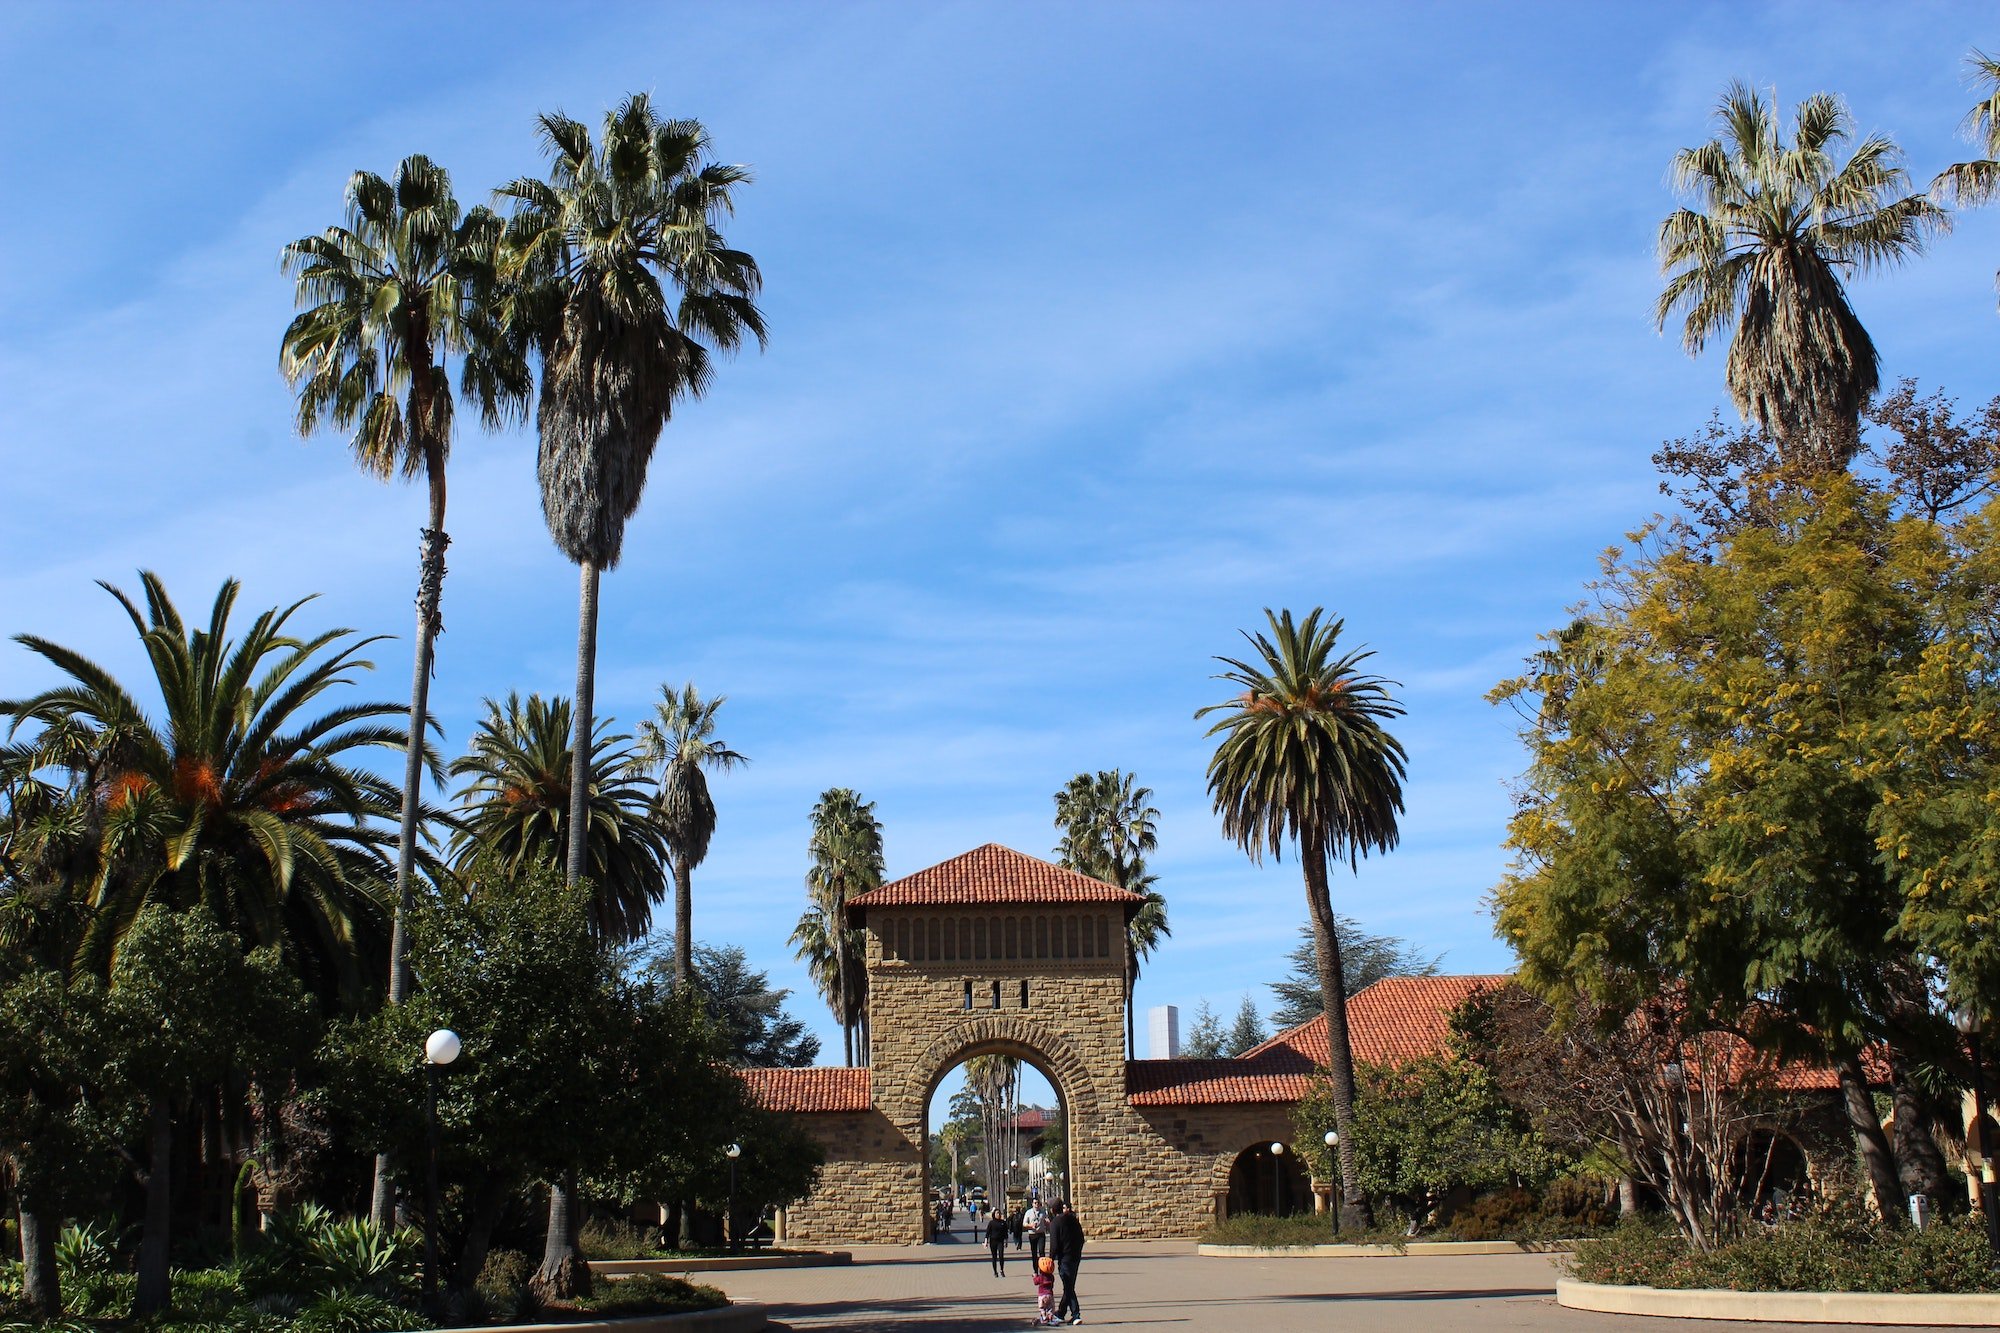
[
  {"x1": 1324, "y1": 1131, "x2": 1340, "y2": 1240},
  {"x1": 725, "y1": 1143, "x2": 743, "y2": 1252},
  {"x1": 1954, "y1": 1008, "x2": 2000, "y2": 1261},
  {"x1": 422, "y1": 1029, "x2": 461, "y2": 1306},
  {"x1": 1269, "y1": 1142, "x2": 1286, "y2": 1217}
]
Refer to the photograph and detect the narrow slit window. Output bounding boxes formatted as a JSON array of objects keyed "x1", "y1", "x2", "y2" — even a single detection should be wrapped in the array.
[
  {"x1": 1019, "y1": 980, "x2": 1029, "y2": 1009},
  {"x1": 991, "y1": 979, "x2": 1002, "y2": 1009},
  {"x1": 963, "y1": 980, "x2": 972, "y2": 1010}
]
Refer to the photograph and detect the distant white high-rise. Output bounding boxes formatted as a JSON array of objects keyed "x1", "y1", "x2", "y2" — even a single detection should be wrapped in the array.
[{"x1": 1147, "y1": 1004, "x2": 1180, "y2": 1059}]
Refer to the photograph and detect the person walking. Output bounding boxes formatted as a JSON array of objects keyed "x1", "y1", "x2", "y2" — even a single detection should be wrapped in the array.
[
  {"x1": 1024, "y1": 1199, "x2": 1048, "y2": 1266},
  {"x1": 985, "y1": 1208, "x2": 1009, "y2": 1276},
  {"x1": 1049, "y1": 1200, "x2": 1085, "y2": 1324}
]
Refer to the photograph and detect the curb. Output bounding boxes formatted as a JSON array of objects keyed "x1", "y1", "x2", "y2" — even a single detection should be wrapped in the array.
[
  {"x1": 1198, "y1": 1240, "x2": 1576, "y2": 1258},
  {"x1": 595, "y1": 1252, "x2": 852, "y2": 1275},
  {"x1": 478, "y1": 1301, "x2": 768, "y2": 1332},
  {"x1": 1558, "y1": 1279, "x2": 2000, "y2": 1325}
]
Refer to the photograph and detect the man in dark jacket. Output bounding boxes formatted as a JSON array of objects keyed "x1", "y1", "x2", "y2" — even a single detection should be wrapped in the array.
[
  {"x1": 984, "y1": 1208, "x2": 1009, "y2": 1276},
  {"x1": 1048, "y1": 1201, "x2": 1085, "y2": 1323}
]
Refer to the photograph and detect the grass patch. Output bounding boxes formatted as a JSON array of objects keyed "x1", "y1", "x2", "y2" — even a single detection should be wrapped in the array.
[{"x1": 560, "y1": 1275, "x2": 727, "y2": 1318}]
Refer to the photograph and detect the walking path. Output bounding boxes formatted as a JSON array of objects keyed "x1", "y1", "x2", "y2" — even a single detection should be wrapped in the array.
[{"x1": 691, "y1": 1236, "x2": 1950, "y2": 1331}]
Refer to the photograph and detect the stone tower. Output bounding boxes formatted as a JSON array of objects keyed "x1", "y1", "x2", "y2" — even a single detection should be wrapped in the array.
[{"x1": 847, "y1": 843, "x2": 1142, "y2": 1241}]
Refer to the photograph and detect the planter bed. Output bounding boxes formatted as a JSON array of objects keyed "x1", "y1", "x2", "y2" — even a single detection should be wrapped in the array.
[
  {"x1": 594, "y1": 1251, "x2": 852, "y2": 1276},
  {"x1": 458, "y1": 1301, "x2": 769, "y2": 1333},
  {"x1": 1558, "y1": 1279, "x2": 2000, "y2": 1326},
  {"x1": 1200, "y1": 1239, "x2": 1575, "y2": 1258}
]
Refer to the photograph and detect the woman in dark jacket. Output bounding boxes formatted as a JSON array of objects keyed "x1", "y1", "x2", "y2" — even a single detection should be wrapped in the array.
[
  {"x1": 1048, "y1": 1202, "x2": 1085, "y2": 1323},
  {"x1": 985, "y1": 1209, "x2": 1009, "y2": 1276}
]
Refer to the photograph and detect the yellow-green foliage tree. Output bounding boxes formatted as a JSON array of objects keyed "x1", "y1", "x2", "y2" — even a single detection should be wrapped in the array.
[{"x1": 1492, "y1": 400, "x2": 1999, "y2": 1221}]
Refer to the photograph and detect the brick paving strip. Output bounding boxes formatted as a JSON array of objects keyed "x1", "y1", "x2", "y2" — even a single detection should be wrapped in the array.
[{"x1": 678, "y1": 1238, "x2": 1956, "y2": 1333}]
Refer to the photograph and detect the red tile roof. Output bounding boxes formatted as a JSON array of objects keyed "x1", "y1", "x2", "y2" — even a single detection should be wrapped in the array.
[
  {"x1": 1128, "y1": 1058, "x2": 1314, "y2": 1105},
  {"x1": 739, "y1": 1066, "x2": 871, "y2": 1114},
  {"x1": 846, "y1": 844, "x2": 1146, "y2": 922},
  {"x1": 1245, "y1": 975, "x2": 1514, "y2": 1068}
]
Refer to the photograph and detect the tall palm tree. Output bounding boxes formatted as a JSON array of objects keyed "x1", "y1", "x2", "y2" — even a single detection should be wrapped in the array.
[
  {"x1": 636, "y1": 683, "x2": 746, "y2": 987},
  {"x1": 497, "y1": 96, "x2": 766, "y2": 910},
  {"x1": 1656, "y1": 83, "x2": 1945, "y2": 472},
  {"x1": 449, "y1": 692, "x2": 668, "y2": 944},
  {"x1": 1053, "y1": 770, "x2": 1170, "y2": 1058},
  {"x1": 1197, "y1": 608, "x2": 1406, "y2": 1232},
  {"x1": 1933, "y1": 50, "x2": 2000, "y2": 297},
  {"x1": 793, "y1": 788, "x2": 882, "y2": 1064},
  {"x1": 281, "y1": 154, "x2": 528, "y2": 1010},
  {"x1": 1, "y1": 574, "x2": 416, "y2": 1003}
]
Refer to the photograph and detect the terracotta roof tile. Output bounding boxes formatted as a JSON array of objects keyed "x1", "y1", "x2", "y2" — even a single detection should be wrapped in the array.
[
  {"x1": 846, "y1": 844, "x2": 1146, "y2": 921},
  {"x1": 1245, "y1": 975, "x2": 1514, "y2": 1069},
  {"x1": 1128, "y1": 1058, "x2": 1313, "y2": 1105},
  {"x1": 739, "y1": 1066, "x2": 871, "y2": 1114}
]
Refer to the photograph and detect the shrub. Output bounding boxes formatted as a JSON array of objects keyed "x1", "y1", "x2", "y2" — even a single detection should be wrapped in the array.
[
  {"x1": 571, "y1": 1274, "x2": 726, "y2": 1317},
  {"x1": 1199, "y1": 1212, "x2": 1409, "y2": 1248},
  {"x1": 577, "y1": 1217, "x2": 661, "y2": 1261},
  {"x1": 1569, "y1": 1209, "x2": 2000, "y2": 1294},
  {"x1": 474, "y1": 1248, "x2": 536, "y2": 1324},
  {"x1": 292, "y1": 1290, "x2": 428, "y2": 1332},
  {"x1": 1448, "y1": 1187, "x2": 1538, "y2": 1241}
]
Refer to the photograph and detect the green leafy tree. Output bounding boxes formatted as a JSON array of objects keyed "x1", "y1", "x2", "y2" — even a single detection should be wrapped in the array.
[
  {"x1": 449, "y1": 692, "x2": 667, "y2": 944},
  {"x1": 792, "y1": 788, "x2": 882, "y2": 1064},
  {"x1": 1655, "y1": 83, "x2": 1945, "y2": 471},
  {"x1": 1269, "y1": 918, "x2": 1441, "y2": 1029},
  {"x1": 1, "y1": 574, "x2": 418, "y2": 1007},
  {"x1": 665, "y1": 941, "x2": 820, "y2": 1068},
  {"x1": 1293, "y1": 1054, "x2": 1563, "y2": 1227},
  {"x1": 1932, "y1": 50, "x2": 2000, "y2": 295},
  {"x1": 637, "y1": 684, "x2": 747, "y2": 988},
  {"x1": 107, "y1": 906, "x2": 309, "y2": 1313},
  {"x1": 1181, "y1": 1000, "x2": 1226, "y2": 1059},
  {"x1": 1199, "y1": 607, "x2": 1408, "y2": 1231},
  {"x1": 1225, "y1": 995, "x2": 1268, "y2": 1056},
  {"x1": 497, "y1": 96, "x2": 765, "y2": 909},
  {"x1": 1053, "y1": 769, "x2": 1170, "y2": 1058}
]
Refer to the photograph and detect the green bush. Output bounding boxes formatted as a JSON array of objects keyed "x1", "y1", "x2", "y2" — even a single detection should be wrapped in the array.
[
  {"x1": 473, "y1": 1248, "x2": 536, "y2": 1324},
  {"x1": 570, "y1": 1274, "x2": 726, "y2": 1317},
  {"x1": 577, "y1": 1217, "x2": 661, "y2": 1261},
  {"x1": 1569, "y1": 1210, "x2": 2000, "y2": 1294},
  {"x1": 1199, "y1": 1213, "x2": 1404, "y2": 1248}
]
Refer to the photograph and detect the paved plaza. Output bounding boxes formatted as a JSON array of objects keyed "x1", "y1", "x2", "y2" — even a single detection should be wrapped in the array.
[{"x1": 691, "y1": 1236, "x2": 1950, "y2": 1332}]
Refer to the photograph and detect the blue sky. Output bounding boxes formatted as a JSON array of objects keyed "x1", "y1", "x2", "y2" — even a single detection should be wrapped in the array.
[{"x1": 5, "y1": 2, "x2": 1999, "y2": 1089}]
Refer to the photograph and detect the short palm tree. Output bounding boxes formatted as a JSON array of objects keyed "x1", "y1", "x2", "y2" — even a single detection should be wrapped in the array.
[
  {"x1": 1656, "y1": 83, "x2": 1945, "y2": 471},
  {"x1": 449, "y1": 692, "x2": 668, "y2": 944},
  {"x1": 1933, "y1": 50, "x2": 2000, "y2": 296},
  {"x1": 1053, "y1": 770, "x2": 1169, "y2": 1058},
  {"x1": 281, "y1": 153, "x2": 529, "y2": 1013},
  {"x1": 636, "y1": 683, "x2": 746, "y2": 987},
  {"x1": 497, "y1": 96, "x2": 766, "y2": 908},
  {"x1": 1197, "y1": 608, "x2": 1406, "y2": 1232},
  {"x1": 1, "y1": 574, "x2": 417, "y2": 1006},
  {"x1": 792, "y1": 788, "x2": 882, "y2": 1064}
]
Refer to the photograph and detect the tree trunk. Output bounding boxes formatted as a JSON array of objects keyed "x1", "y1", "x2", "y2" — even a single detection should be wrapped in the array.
[
  {"x1": 1838, "y1": 1053, "x2": 1903, "y2": 1224},
  {"x1": 532, "y1": 1172, "x2": 591, "y2": 1301},
  {"x1": 674, "y1": 852, "x2": 694, "y2": 988},
  {"x1": 1617, "y1": 1175, "x2": 1639, "y2": 1217},
  {"x1": 835, "y1": 929, "x2": 852, "y2": 1066},
  {"x1": 136, "y1": 1098, "x2": 174, "y2": 1314},
  {"x1": 1890, "y1": 1057, "x2": 1952, "y2": 1205},
  {"x1": 1302, "y1": 835, "x2": 1373, "y2": 1232},
  {"x1": 565, "y1": 561, "x2": 600, "y2": 888},
  {"x1": 18, "y1": 1203, "x2": 59, "y2": 1319}
]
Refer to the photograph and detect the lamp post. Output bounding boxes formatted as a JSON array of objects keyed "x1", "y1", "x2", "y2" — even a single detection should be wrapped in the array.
[
  {"x1": 1269, "y1": 1142, "x2": 1286, "y2": 1217},
  {"x1": 1955, "y1": 1009, "x2": 2000, "y2": 1261},
  {"x1": 422, "y1": 1029, "x2": 461, "y2": 1305},
  {"x1": 725, "y1": 1143, "x2": 742, "y2": 1252},
  {"x1": 1324, "y1": 1131, "x2": 1340, "y2": 1240}
]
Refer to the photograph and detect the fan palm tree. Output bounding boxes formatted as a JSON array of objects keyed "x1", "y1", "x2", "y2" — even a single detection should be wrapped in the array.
[
  {"x1": 793, "y1": 788, "x2": 882, "y2": 1064},
  {"x1": 1933, "y1": 50, "x2": 2000, "y2": 298},
  {"x1": 0, "y1": 574, "x2": 417, "y2": 1006},
  {"x1": 1053, "y1": 770, "x2": 1170, "y2": 1058},
  {"x1": 636, "y1": 683, "x2": 746, "y2": 987},
  {"x1": 449, "y1": 692, "x2": 668, "y2": 943},
  {"x1": 1656, "y1": 83, "x2": 1945, "y2": 471},
  {"x1": 281, "y1": 154, "x2": 529, "y2": 1012},
  {"x1": 1197, "y1": 608, "x2": 1406, "y2": 1232},
  {"x1": 497, "y1": 96, "x2": 766, "y2": 910}
]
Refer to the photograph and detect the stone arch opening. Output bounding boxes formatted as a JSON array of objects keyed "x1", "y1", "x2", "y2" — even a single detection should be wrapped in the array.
[
  {"x1": 914, "y1": 1020, "x2": 1091, "y2": 1245},
  {"x1": 1222, "y1": 1141, "x2": 1311, "y2": 1219},
  {"x1": 1735, "y1": 1128, "x2": 1811, "y2": 1213}
]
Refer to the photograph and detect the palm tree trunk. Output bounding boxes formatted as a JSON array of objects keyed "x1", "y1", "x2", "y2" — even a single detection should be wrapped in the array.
[
  {"x1": 1302, "y1": 835, "x2": 1373, "y2": 1232},
  {"x1": 835, "y1": 927, "x2": 852, "y2": 1065},
  {"x1": 374, "y1": 464, "x2": 449, "y2": 1226},
  {"x1": 1890, "y1": 1057, "x2": 1951, "y2": 1203},
  {"x1": 565, "y1": 560, "x2": 600, "y2": 886},
  {"x1": 136, "y1": 1098, "x2": 174, "y2": 1314},
  {"x1": 18, "y1": 1202, "x2": 59, "y2": 1318},
  {"x1": 674, "y1": 852, "x2": 694, "y2": 988},
  {"x1": 533, "y1": 1171, "x2": 592, "y2": 1300}
]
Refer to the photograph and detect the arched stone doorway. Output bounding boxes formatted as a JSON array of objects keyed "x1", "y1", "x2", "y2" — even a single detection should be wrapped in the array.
[
  {"x1": 920, "y1": 1033, "x2": 1076, "y2": 1243},
  {"x1": 1223, "y1": 1142, "x2": 1311, "y2": 1218}
]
